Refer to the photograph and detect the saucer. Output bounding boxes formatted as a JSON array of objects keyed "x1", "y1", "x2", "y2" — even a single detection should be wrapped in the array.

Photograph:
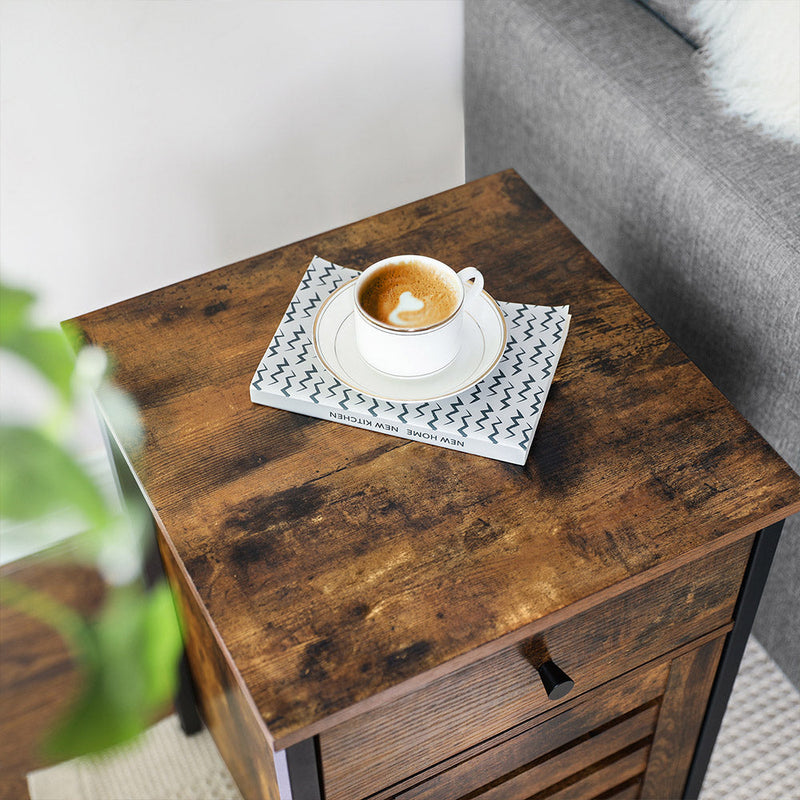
[{"x1": 312, "y1": 279, "x2": 508, "y2": 403}]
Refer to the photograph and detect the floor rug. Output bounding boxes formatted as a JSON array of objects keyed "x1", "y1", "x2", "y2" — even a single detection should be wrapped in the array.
[
  {"x1": 28, "y1": 637, "x2": 800, "y2": 800},
  {"x1": 27, "y1": 715, "x2": 245, "y2": 800},
  {"x1": 699, "y1": 636, "x2": 800, "y2": 799}
]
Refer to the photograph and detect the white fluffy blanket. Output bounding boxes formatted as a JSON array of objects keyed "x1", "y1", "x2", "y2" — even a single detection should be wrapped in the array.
[{"x1": 691, "y1": 0, "x2": 800, "y2": 142}]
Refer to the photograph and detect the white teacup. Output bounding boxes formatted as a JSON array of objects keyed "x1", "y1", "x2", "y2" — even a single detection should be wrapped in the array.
[{"x1": 353, "y1": 255, "x2": 484, "y2": 378}]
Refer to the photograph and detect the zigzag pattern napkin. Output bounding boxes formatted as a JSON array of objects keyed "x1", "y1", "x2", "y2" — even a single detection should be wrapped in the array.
[{"x1": 251, "y1": 256, "x2": 569, "y2": 464}]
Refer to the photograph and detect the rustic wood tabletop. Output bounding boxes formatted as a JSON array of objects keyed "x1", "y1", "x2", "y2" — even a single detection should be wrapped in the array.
[{"x1": 73, "y1": 170, "x2": 800, "y2": 762}]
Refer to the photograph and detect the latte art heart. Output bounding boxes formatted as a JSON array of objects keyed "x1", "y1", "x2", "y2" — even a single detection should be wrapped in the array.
[{"x1": 389, "y1": 291, "x2": 425, "y2": 326}]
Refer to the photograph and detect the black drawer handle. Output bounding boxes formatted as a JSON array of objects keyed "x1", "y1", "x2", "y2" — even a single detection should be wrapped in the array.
[{"x1": 537, "y1": 659, "x2": 574, "y2": 701}]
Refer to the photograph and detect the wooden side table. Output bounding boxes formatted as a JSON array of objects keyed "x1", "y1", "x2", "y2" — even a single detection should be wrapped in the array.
[{"x1": 73, "y1": 171, "x2": 800, "y2": 800}]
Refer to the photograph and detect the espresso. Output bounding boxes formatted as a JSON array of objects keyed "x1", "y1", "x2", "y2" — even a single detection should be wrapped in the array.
[{"x1": 358, "y1": 260, "x2": 459, "y2": 328}]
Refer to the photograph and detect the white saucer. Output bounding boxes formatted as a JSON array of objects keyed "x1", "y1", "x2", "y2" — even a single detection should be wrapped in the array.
[{"x1": 312, "y1": 279, "x2": 508, "y2": 403}]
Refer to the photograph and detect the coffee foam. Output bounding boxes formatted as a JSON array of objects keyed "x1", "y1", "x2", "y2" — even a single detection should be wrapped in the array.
[{"x1": 358, "y1": 261, "x2": 459, "y2": 328}]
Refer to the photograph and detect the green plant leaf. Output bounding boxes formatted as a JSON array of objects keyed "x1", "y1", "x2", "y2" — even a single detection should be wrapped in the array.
[
  {"x1": 0, "y1": 425, "x2": 111, "y2": 527},
  {"x1": 3, "y1": 328, "x2": 76, "y2": 402},
  {"x1": 141, "y1": 582, "x2": 183, "y2": 706},
  {"x1": 0, "y1": 283, "x2": 35, "y2": 342},
  {"x1": 59, "y1": 320, "x2": 84, "y2": 357},
  {"x1": 1, "y1": 282, "x2": 77, "y2": 400},
  {"x1": 42, "y1": 657, "x2": 145, "y2": 758},
  {"x1": 42, "y1": 581, "x2": 183, "y2": 760},
  {"x1": 1, "y1": 280, "x2": 183, "y2": 762}
]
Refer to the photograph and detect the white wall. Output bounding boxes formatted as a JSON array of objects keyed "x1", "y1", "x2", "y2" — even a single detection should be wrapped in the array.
[
  {"x1": 0, "y1": 0, "x2": 464, "y2": 563},
  {"x1": 0, "y1": 0, "x2": 465, "y2": 325}
]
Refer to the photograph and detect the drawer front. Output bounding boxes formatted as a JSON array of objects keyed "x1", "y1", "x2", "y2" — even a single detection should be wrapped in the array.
[
  {"x1": 320, "y1": 536, "x2": 751, "y2": 800},
  {"x1": 394, "y1": 656, "x2": 669, "y2": 800}
]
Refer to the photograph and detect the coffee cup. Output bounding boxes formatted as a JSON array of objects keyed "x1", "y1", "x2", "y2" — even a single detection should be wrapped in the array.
[{"x1": 353, "y1": 255, "x2": 484, "y2": 378}]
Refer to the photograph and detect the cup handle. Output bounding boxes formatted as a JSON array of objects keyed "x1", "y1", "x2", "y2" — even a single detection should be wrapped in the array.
[{"x1": 457, "y1": 267, "x2": 484, "y2": 307}]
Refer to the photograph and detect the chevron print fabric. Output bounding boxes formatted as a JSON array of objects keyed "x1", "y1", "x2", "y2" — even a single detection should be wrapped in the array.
[{"x1": 250, "y1": 257, "x2": 570, "y2": 465}]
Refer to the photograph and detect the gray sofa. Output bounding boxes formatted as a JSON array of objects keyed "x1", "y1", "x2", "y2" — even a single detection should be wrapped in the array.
[{"x1": 465, "y1": 0, "x2": 799, "y2": 687}]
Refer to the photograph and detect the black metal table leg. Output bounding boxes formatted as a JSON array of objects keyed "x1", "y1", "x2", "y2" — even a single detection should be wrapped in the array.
[
  {"x1": 683, "y1": 521, "x2": 784, "y2": 799},
  {"x1": 286, "y1": 736, "x2": 324, "y2": 800},
  {"x1": 175, "y1": 650, "x2": 203, "y2": 735}
]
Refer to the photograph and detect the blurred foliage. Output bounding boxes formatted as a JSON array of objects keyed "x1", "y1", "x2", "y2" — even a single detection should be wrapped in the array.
[{"x1": 0, "y1": 281, "x2": 184, "y2": 760}]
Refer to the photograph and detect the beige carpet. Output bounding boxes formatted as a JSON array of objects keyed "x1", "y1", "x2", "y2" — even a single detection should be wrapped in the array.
[
  {"x1": 698, "y1": 637, "x2": 800, "y2": 800},
  {"x1": 28, "y1": 637, "x2": 800, "y2": 800},
  {"x1": 27, "y1": 715, "x2": 244, "y2": 800}
]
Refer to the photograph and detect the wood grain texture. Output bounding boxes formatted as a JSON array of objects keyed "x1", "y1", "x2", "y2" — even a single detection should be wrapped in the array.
[
  {"x1": 393, "y1": 658, "x2": 668, "y2": 800},
  {"x1": 319, "y1": 537, "x2": 750, "y2": 799},
  {"x1": 641, "y1": 636, "x2": 726, "y2": 799},
  {"x1": 0, "y1": 558, "x2": 106, "y2": 800},
  {"x1": 539, "y1": 746, "x2": 649, "y2": 800},
  {"x1": 103, "y1": 418, "x2": 281, "y2": 800},
  {"x1": 471, "y1": 706, "x2": 656, "y2": 800},
  {"x1": 155, "y1": 518, "x2": 281, "y2": 800},
  {"x1": 594, "y1": 779, "x2": 643, "y2": 800},
  {"x1": 70, "y1": 169, "x2": 800, "y2": 751}
]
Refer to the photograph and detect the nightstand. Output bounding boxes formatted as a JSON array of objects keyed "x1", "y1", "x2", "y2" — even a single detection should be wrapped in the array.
[{"x1": 73, "y1": 170, "x2": 800, "y2": 799}]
